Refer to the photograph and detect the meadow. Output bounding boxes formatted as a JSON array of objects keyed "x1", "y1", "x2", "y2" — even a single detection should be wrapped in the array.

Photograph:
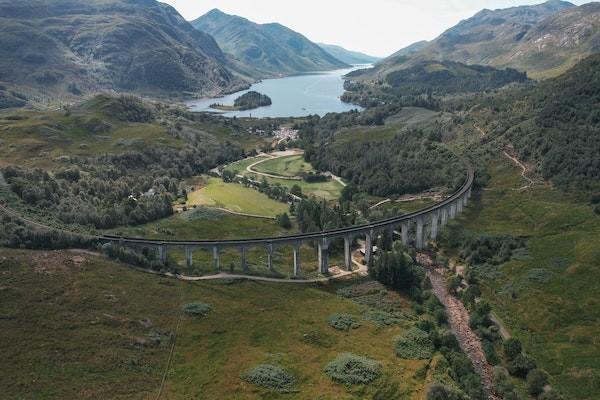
[
  {"x1": 253, "y1": 155, "x2": 315, "y2": 177},
  {"x1": 185, "y1": 177, "x2": 289, "y2": 217},
  {"x1": 0, "y1": 248, "x2": 431, "y2": 400},
  {"x1": 455, "y1": 157, "x2": 600, "y2": 399},
  {"x1": 224, "y1": 155, "x2": 344, "y2": 201}
]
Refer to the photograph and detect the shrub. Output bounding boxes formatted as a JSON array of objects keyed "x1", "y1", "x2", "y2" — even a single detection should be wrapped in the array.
[
  {"x1": 494, "y1": 367, "x2": 522, "y2": 400},
  {"x1": 527, "y1": 369, "x2": 549, "y2": 396},
  {"x1": 363, "y1": 310, "x2": 402, "y2": 327},
  {"x1": 508, "y1": 353, "x2": 536, "y2": 378},
  {"x1": 324, "y1": 353, "x2": 381, "y2": 384},
  {"x1": 182, "y1": 302, "x2": 212, "y2": 317},
  {"x1": 426, "y1": 383, "x2": 466, "y2": 400},
  {"x1": 503, "y1": 338, "x2": 522, "y2": 360},
  {"x1": 328, "y1": 313, "x2": 360, "y2": 331},
  {"x1": 539, "y1": 389, "x2": 562, "y2": 400},
  {"x1": 483, "y1": 341, "x2": 500, "y2": 366},
  {"x1": 434, "y1": 308, "x2": 448, "y2": 326},
  {"x1": 395, "y1": 327, "x2": 434, "y2": 359},
  {"x1": 241, "y1": 364, "x2": 295, "y2": 391}
]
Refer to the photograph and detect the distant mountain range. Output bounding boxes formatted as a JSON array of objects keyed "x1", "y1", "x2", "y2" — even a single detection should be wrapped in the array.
[
  {"x1": 377, "y1": 0, "x2": 600, "y2": 79},
  {"x1": 192, "y1": 9, "x2": 349, "y2": 78},
  {"x1": 0, "y1": 0, "x2": 252, "y2": 104},
  {"x1": 318, "y1": 44, "x2": 380, "y2": 65}
]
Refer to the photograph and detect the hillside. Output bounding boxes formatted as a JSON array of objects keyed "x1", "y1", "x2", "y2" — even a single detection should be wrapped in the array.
[
  {"x1": 468, "y1": 53, "x2": 600, "y2": 190},
  {"x1": 0, "y1": 0, "x2": 249, "y2": 106},
  {"x1": 388, "y1": 40, "x2": 429, "y2": 58},
  {"x1": 192, "y1": 9, "x2": 349, "y2": 78},
  {"x1": 379, "y1": 0, "x2": 600, "y2": 78},
  {"x1": 318, "y1": 43, "x2": 380, "y2": 64},
  {"x1": 342, "y1": 60, "x2": 530, "y2": 109}
]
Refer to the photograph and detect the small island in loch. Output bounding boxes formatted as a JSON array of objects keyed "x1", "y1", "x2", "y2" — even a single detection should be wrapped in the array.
[{"x1": 210, "y1": 91, "x2": 272, "y2": 111}]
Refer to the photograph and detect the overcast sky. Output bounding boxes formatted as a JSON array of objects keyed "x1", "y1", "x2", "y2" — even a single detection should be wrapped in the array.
[{"x1": 161, "y1": 0, "x2": 588, "y2": 57}]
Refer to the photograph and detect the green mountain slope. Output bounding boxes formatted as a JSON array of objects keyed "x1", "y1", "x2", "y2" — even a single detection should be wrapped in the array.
[
  {"x1": 192, "y1": 9, "x2": 349, "y2": 77},
  {"x1": 475, "y1": 53, "x2": 600, "y2": 189},
  {"x1": 379, "y1": 0, "x2": 600, "y2": 79},
  {"x1": 318, "y1": 43, "x2": 380, "y2": 64},
  {"x1": 0, "y1": 0, "x2": 249, "y2": 105}
]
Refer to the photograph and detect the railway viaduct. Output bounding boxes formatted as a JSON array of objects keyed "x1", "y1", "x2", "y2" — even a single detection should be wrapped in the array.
[{"x1": 101, "y1": 167, "x2": 474, "y2": 277}]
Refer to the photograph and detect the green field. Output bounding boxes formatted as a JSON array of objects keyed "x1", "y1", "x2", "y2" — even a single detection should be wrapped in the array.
[
  {"x1": 0, "y1": 248, "x2": 430, "y2": 400},
  {"x1": 186, "y1": 177, "x2": 289, "y2": 217},
  {"x1": 253, "y1": 155, "x2": 315, "y2": 177},
  {"x1": 454, "y1": 157, "x2": 600, "y2": 399},
  {"x1": 224, "y1": 155, "x2": 344, "y2": 201}
]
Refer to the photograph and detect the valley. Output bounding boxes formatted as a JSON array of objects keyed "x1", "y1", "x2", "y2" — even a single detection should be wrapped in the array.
[{"x1": 0, "y1": 0, "x2": 599, "y2": 399}]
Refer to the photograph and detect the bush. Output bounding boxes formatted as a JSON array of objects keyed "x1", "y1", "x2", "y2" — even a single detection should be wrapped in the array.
[
  {"x1": 363, "y1": 310, "x2": 402, "y2": 327},
  {"x1": 508, "y1": 353, "x2": 536, "y2": 378},
  {"x1": 527, "y1": 369, "x2": 549, "y2": 396},
  {"x1": 328, "y1": 313, "x2": 360, "y2": 331},
  {"x1": 539, "y1": 389, "x2": 562, "y2": 400},
  {"x1": 276, "y1": 212, "x2": 292, "y2": 229},
  {"x1": 395, "y1": 327, "x2": 434, "y2": 359},
  {"x1": 426, "y1": 383, "x2": 466, "y2": 400},
  {"x1": 241, "y1": 364, "x2": 295, "y2": 391},
  {"x1": 494, "y1": 367, "x2": 522, "y2": 400},
  {"x1": 324, "y1": 353, "x2": 381, "y2": 384},
  {"x1": 182, "y1": 302, "x2": 212, "y2": 317},
  {"x1": 503, "y1": 338, "x2": 523, "y2": 360}
]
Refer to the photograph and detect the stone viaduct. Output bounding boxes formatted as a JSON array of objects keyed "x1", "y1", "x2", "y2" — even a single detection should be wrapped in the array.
[{"x1": 101, "y1": 167, "x2": 474, "y2": 277}]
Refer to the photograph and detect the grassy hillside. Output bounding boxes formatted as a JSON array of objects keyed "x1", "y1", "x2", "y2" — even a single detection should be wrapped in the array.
[
  {"x1": 0, "y1": 248, "x2": 439, "y2": 399},
  {"x1": 378, "y1": 0, "x2": 600, "y2": 79},
  {"x1": 457, "y1": 53, "x2": 600, "y2": 191},
  {"x1": 452, "y1": 157, "x2": 600, "y2": 399},
  {"x1": 192, "y1": 9, "x2": 348, "y2": 78},
  {"x1": 0, "y1": 0, "x2": 248, "y2": 105},
  {"x1": 186, "y1": 177, "x2": 289, "y2": 217}
]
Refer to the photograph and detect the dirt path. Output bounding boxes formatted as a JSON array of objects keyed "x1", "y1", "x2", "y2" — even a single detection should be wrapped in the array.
[
  {"x1": 503, "y1": 150, "x2": 535, "y2": 191},
  {"x1": 246, "y1": 151, "x2": 346, "y2": 187},
  {"x1": 419, "y1": 256, "x2": 498, "y2": 399},
  {"x1": 369, "y1": 193, "x2": 445, "y2": 210}
]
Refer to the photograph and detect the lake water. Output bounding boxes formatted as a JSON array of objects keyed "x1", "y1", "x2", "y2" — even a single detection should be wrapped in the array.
[{"x1": 186, "y1": 66, "x2": 367, "y2": 118}]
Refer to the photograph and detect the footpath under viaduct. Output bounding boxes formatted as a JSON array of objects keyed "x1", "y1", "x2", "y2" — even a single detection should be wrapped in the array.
[{"x1": 101, "y1": 167, "x2": 474, "y2": 278}]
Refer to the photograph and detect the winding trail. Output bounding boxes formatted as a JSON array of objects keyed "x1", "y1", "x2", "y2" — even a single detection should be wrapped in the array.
[
  {"x1": 427, "y1": 267, "x2": 498, "y2": 400},
  {"x1": 246, "y1": 150, "x2": 346, "y2": 186},
  {"x1": 503, "y1": 150, "x2": 535, "y2": 191}
]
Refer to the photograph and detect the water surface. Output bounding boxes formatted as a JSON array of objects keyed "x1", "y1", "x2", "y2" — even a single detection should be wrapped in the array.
[{"x1": 187, "y1": 66, "x2": 367, "y2": 118}]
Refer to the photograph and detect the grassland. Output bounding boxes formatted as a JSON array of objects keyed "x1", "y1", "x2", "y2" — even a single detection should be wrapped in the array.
[
  {"x1": 224, "y1": 155, "x2": 344, "y2": 201},
  {"x1": 454, "y1": 157, "x2": 600, "y2": 399},
  {"x1": 0, "y1": 109, "x2": 179, "y2": 169},
  {"x1": 253, "y1": 155, "x2": 314, "y2": 177},
  {"x1": 186, "y1": 177, "x2": 289, "y2": 217},
  {"x1": 0, "y1": 248, "x2": 430, "y2": 399}
]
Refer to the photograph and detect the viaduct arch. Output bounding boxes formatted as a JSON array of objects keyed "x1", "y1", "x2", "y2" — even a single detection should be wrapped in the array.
[{"x1": 101, "y1": 167, "x2": 474, "y2": 278}]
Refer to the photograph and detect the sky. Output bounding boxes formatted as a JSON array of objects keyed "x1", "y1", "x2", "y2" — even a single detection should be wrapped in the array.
[{"x1": 161, "y1": 0, "x2": 589, "y2": 57}]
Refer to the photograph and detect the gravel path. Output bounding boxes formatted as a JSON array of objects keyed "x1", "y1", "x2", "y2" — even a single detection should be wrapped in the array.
[{"x1": 426, "y1": 266, "x2": 498, "y2": 400}]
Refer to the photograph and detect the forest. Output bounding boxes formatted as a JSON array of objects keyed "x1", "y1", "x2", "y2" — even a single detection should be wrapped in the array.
[{"x1": 300, "y1": 115, "x2": 465, "y2": 198}]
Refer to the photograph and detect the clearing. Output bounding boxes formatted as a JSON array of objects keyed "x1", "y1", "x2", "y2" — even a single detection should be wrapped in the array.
[{"x1": 186, "y1": 177, "x2": 289, "y2": 217}]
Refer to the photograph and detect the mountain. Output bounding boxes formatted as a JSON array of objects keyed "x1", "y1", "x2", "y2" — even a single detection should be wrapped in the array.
[
  {"x1": 191, "y1": 9, "x2": 349, "y2": 78},
  {"x1": 379, "y1": 0, "x2": 600, "y2": 78},
  {"x1": 318, "y1": 43, "x2": 380, "y2": 65},
  {"x1": 389, "y1": 41, "x2": 429, "y2": 58},
  {"x1": 478, "y1": 52, "x2": 600, "y2": 188},
  {"x1": 0, "y1": 0, "x2": 249, "y2": 105}
]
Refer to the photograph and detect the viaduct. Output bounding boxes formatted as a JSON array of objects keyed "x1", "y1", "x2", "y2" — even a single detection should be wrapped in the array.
[{"x1": 101, "y1": 167, "x2": 474, "y2": 277}]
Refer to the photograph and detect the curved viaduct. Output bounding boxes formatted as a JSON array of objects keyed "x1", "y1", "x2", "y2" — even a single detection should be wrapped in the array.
[{"x1": 101, "y1": 167, "x2": 474, "y2": 277}]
